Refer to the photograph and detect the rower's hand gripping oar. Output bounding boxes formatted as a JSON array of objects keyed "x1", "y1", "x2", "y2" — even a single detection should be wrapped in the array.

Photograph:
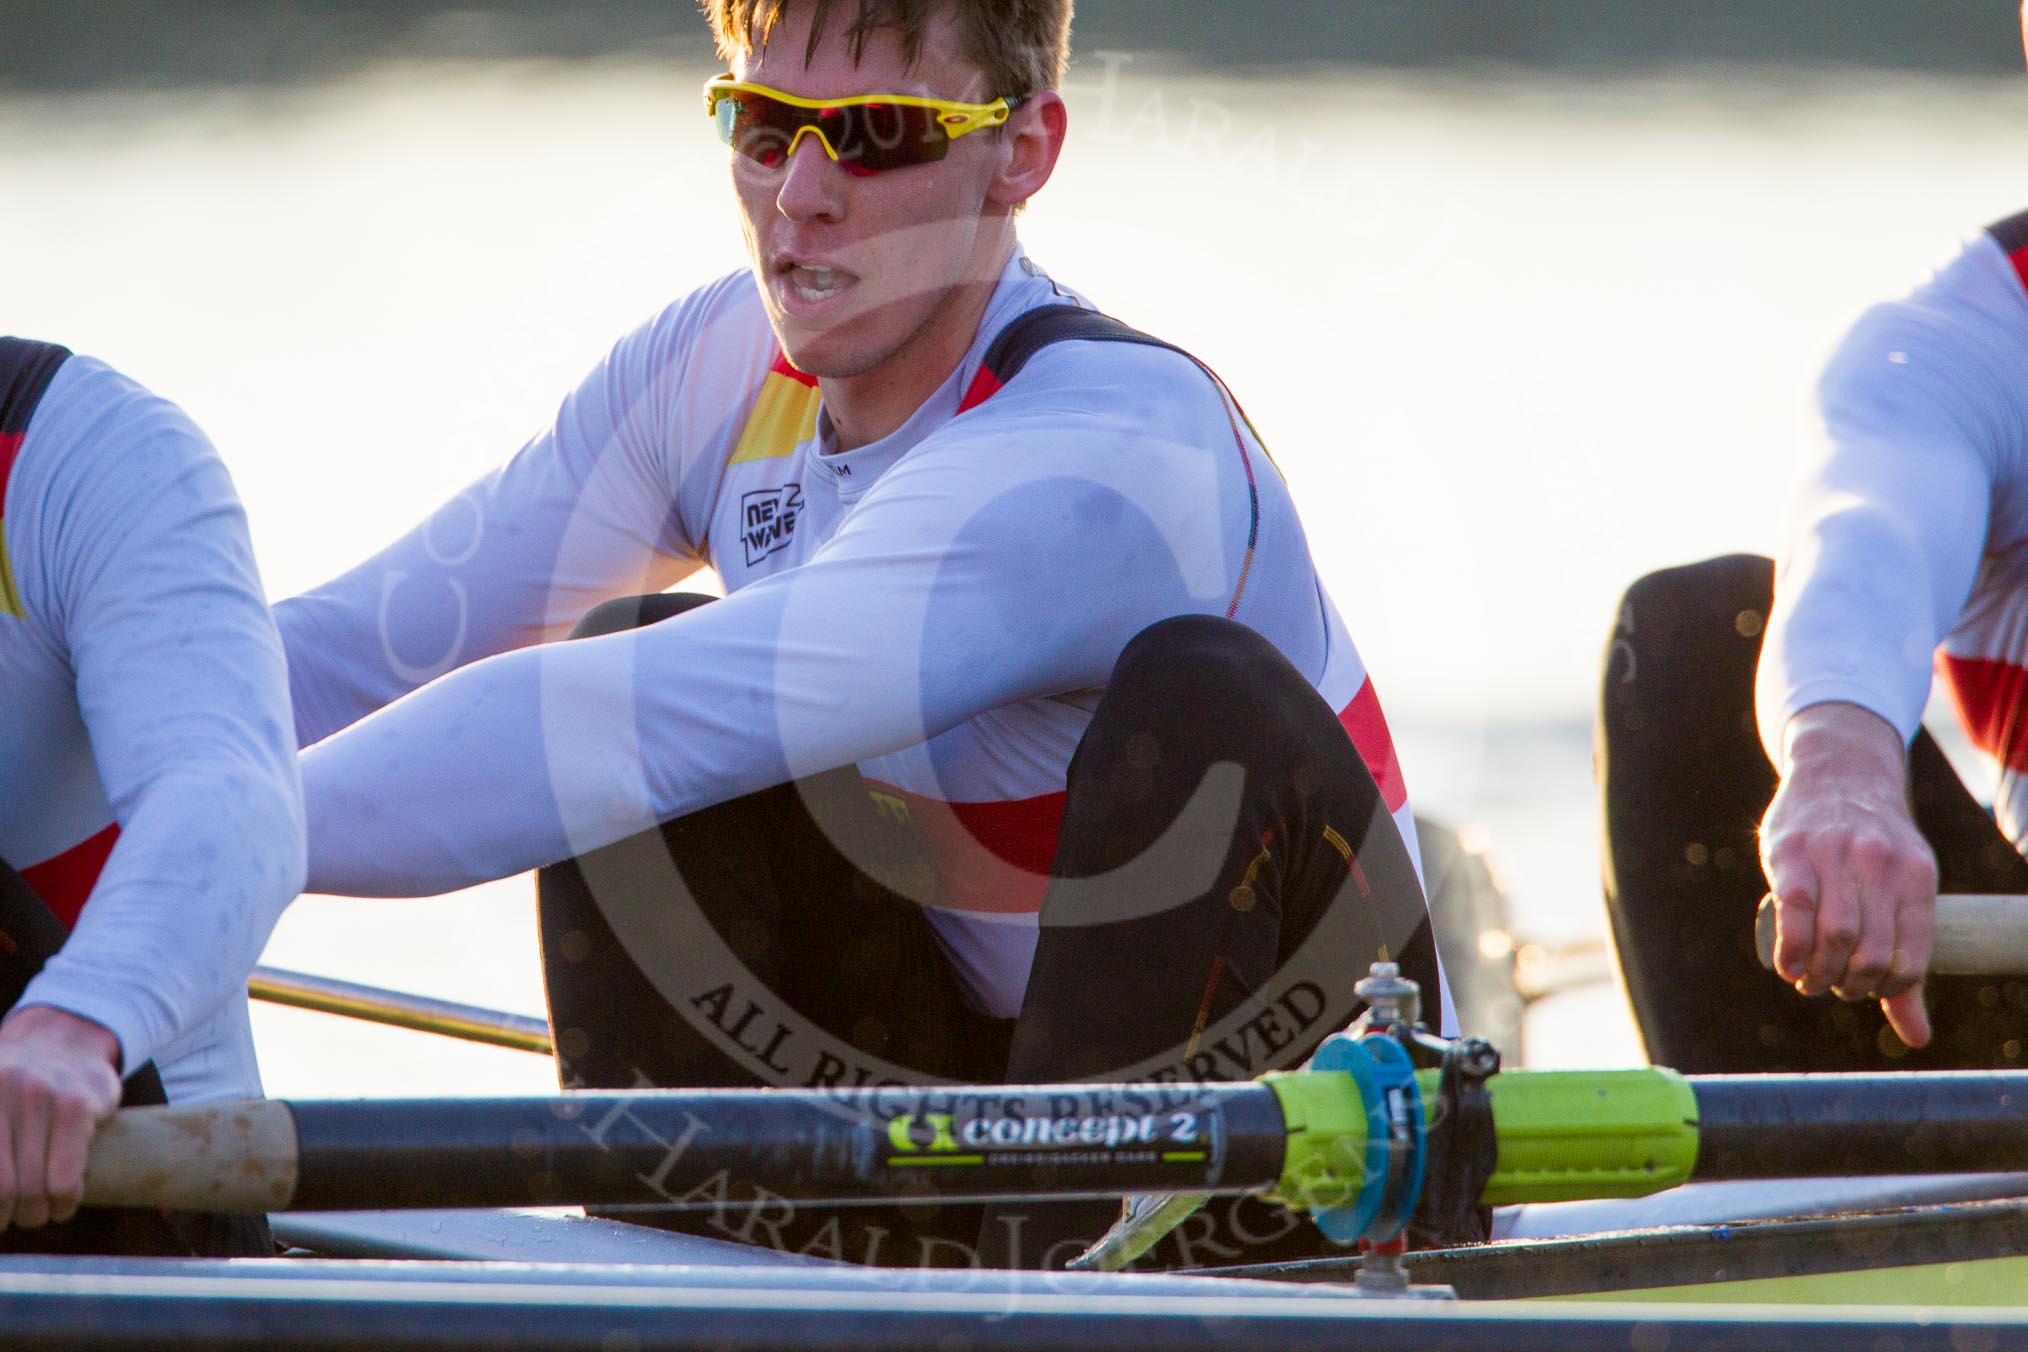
[
  {"x1": 1755, "y1": 892, "x2": 2028, "y2": 976},
  {"x1": 83, "y1": 1099, "x2": 300, "y2": 1214}
]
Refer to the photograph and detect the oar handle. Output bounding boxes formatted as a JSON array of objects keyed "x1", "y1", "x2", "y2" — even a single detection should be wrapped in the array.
[
  {"x1": 84, "y1": 1086, "x2": 1290, "y2": 1217},
  {"x1": 81, "y1": 1100, "x2": 299, "y2": 1213},
  {"x1": 1754, "y1": 893, "x2": 2028, "y2": 976}
]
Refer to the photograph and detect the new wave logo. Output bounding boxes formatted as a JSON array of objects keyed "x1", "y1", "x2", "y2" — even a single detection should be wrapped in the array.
[{"x1": 741, "y1": 483, "x2": 804, "y2": 567}]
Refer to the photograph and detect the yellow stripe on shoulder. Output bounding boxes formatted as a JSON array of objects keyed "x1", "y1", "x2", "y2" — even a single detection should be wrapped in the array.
[
  {"x1": 729, "y1": 365, "x2": 822, "y2": 466},
  {"x1": 0, "y1": 522, "x2": 21, "y2": 619}
]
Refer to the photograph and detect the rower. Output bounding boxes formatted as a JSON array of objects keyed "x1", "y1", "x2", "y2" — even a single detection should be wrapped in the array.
[
  {"x1": 277, "y1": 0, "x2": 1449, "y2": 1268},
  {"x1": 1599, "y1": 192, "x2": 2028, "y2": 1072},
  {"x1": 0, "y1": 339, "x2": 301, "y2": 1254}
]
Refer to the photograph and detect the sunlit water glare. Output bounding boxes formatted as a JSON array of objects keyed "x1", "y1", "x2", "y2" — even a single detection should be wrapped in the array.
[{"x1": 6, "y1": 59, "x2": 2025, "y2": 1088}]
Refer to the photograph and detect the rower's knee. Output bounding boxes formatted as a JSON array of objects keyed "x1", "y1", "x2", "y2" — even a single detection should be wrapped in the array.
[
  {"x1": 1108, "y1": 615, "x2": 1304, "y2": 722},
  {"x1": 1604, "y1": 553, "x2": 1773, "y2": 706},
  {"x1": 570, "y1": 592, "x2": 717, "y2": 640},
  {"x1": 1615, "y1": 554, "x2": 1773, "y2": 638}
]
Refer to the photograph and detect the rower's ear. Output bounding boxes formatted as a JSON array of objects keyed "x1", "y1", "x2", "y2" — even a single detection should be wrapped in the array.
[{"x1": 989, "y1": 91, "x2": 1067, "y2": 210}]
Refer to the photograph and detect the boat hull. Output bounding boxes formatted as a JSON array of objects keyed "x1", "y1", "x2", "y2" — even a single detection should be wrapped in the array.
[{"x1": 2, "y1": 1254, "x2": 2027, "y2": 1351}]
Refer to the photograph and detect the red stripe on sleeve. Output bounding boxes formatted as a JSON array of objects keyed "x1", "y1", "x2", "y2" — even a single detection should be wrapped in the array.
[
  {"x1": 19, "y1": 822, "x2": 121, "y2": 931},
  {"x1": 1937, "y1": 652, "x2": 2028, "y2": 771},
  {"x1": 1338, "y1": 678, "x2": 1410, "y2": 815},
  {"x1": 2009, "y1": 247, "x2": 2028, "y2": 299}
]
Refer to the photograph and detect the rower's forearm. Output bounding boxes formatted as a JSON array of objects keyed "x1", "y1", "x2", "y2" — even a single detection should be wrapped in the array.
[
  {"x1": 301, "y1": 643, "x2": 594, "y2": 897},
  {"x1": 27, "y1": 769, "x2": 303, "y2": 1072},
  {"x1": 1755, "y1": 508, "x2": 1959, "y2": 766},
  {"x1": 1755, "y1": 315, "x2": 1995, "y2": 766}
]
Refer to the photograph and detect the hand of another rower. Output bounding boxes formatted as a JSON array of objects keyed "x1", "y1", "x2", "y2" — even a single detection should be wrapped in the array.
[
  {"x1": 1759, "y1": 702, "x2": 1939, "y2": 1048},
  {"x1": 0, "y1": 1005, "x2": 121, "y2": 1229}
]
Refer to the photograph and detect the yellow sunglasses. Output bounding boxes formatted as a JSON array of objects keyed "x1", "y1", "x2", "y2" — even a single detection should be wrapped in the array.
[{"x1": 704, "y1": 75, "x2": 1024, "y2": 176}]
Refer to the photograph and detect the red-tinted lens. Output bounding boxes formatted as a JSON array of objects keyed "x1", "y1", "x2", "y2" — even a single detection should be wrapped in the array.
[
  {"x1": 716, "y1": 94, "x2": 950, "y2": 173},
  {"x1": 716, "y1": 92, "x2": 797, "y2": 167},
  {"x1": 825, "y1": 102, "x2": 951, "y2": 172}
]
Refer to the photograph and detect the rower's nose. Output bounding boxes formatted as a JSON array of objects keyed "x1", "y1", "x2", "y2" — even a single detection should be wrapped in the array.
[{"x1": 777, "y1": 129, "x2": 847, "y2": 223}]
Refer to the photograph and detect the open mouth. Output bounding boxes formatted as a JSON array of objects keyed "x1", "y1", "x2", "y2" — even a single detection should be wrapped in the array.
[{"x1": 775, "y1": 257, "x2": 860, "y2": 311}]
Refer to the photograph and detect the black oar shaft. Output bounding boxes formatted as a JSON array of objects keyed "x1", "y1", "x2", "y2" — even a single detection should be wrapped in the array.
[
  {"x1": 84, "y1": 1068, "x2": 2028, "y2": 1218},
  {"x1": 1690, "y1": 1073, "x2": 2028, "y2": 1180},
  {"x1": 286, "y1": 1084, "x2": 1291, "y2": 1212}
]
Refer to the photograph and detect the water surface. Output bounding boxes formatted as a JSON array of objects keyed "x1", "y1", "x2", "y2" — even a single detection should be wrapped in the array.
[{"x1": 7, "y1": 60, "x2": 2023, "y2": 1086}]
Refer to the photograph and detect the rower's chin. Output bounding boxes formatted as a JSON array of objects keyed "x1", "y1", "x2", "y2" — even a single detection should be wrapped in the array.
[
  {"x1": 768, "y1": 292, "x2": 856, "y2": 373},
  {"x1": 772, "y1": 310, "x2": 886, "y2": 381}
]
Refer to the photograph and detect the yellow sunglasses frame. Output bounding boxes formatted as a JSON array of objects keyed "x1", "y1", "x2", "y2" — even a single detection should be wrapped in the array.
[{"x1": 703, "y1": 76, "x2": 1022, "y2": 168}]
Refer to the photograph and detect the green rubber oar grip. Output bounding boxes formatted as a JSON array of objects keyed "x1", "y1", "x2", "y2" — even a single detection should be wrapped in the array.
[
  {"x1": 1466, "y1": 1067, "x2": 1700, "y2": 1205},
  {"x1": 1266, "y1": 1063, "x2": 1701, "y2": 1217},
  {"x1": 1262, "y1": 1067, "x2": 1371, "y2": 1213}
]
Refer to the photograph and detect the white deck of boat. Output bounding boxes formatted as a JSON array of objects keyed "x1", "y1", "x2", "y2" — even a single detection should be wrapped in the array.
[
  {"x1": 1496, "y1": 1172, "x2": 2028, "y2": 1238},
  {"x1": 273, "y1": 1208, "x2": 836, "y2": 1265}
]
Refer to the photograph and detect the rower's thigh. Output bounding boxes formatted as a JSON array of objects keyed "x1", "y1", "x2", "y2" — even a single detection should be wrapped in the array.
[
  {"x1": 1599, "y1": 555, "x2": 2028, "y2": 1072},
  {"x1": 537, "y1": 594, "x2": 981, "y2": 1093},
  {"x1": 1009, "y1": 614, "x2": 1437, "y2": 1085},
  {"x1": 1600, "y1": 555, "x2": 1779, "y2": 1070},
  {"x1": 986, "y1": 615, "x2": 1438, "y2": 1268},
  {"x1": 1908, "y1": 731, "x2": 2028, "y2": 1068},
  {"x1": 539, "y1": 593, "x2": 1005, "y2": 1262}
]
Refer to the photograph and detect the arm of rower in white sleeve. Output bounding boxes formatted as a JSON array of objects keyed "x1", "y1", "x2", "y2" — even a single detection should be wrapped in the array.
[
  {"x1": 303, "y1": 385, "x2": 1245, "y2": 897},
  {"x1": 13, "y1": 363, "x2": 304, "y2": 1073},
  {"x1": 1755, "y1": 289, "x2": 2017, "y2": 761},
  {"x1": 275, "y1": 291, "x2": 735, "y2": 749}
]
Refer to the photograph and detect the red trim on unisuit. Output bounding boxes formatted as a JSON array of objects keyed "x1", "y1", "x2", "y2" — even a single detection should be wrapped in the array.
[
  {"x1": 865, "y1": 781, "x2": 1065, "y2": 915},
  {"x1": 956, "y1": 366, "x2": 1005, "y2": 413},
  {"x1": 1937, "y1": 651, "x2": 2028, "y2": 772},
  {"x1": 0, "y1": 431, "x2": 23, "y2": 511},
  {"x1": 1338, "y1": 678, "x2": 1410, "y2": 815},
  {"x1": 20, "y1": 822, "x2": 121, "y2": 931},
  {"x1": 770, "y1": 349, "x2": 818, "y2": 387}
]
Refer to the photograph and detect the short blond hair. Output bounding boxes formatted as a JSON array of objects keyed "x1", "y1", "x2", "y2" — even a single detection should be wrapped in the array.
[{"x1": 700, "y1": 0, "x2": 1072, "y2": 97}]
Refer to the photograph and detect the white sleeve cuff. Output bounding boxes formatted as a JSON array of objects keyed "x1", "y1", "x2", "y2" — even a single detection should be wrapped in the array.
[{"x1": 14, "y1": 970, "x2": 158, "y2": 1077}]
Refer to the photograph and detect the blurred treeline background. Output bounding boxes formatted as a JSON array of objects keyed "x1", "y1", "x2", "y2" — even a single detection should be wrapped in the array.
[{"x1": 4, "y1": 1, "x2": 2022, "y2": 90}]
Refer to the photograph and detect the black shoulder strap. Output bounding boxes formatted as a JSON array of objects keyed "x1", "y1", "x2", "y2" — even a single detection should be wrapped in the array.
[
  {"x1": 959, "y1": 303, "x2": 1267, "y2": 615},
  {"x1": 0, "y1": 338, "x2": 73, "y2": 441},
  {"x1": 1988, "y1": 208, "x2": 2028, "y2": 259},
  {"x1": 1979, "y1": 213, "x2": 2028, "y2": 299},
  {"x1": 981, "y1": 304, "x2": 1183, "y2": 382},
  {"x1": 960, "y1": 305, "x2": 1199, "y2": 411}
]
